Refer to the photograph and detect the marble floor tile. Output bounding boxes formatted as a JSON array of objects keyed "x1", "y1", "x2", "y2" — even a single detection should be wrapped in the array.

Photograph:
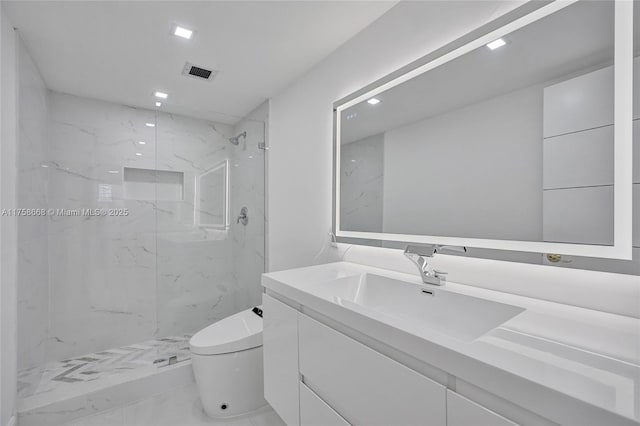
[
  {"x1": 18, "y1": 336, "x2": 191, "y2": 411},
  {"x1": 247, "y1": 407, "x2": 286, "y2": 426},
  {"x1": 62, "y1": 408, "x2": 125, "y2": 426},
  {"x1": 59, "y1": 384, "x2": 283, "y2": 426}
]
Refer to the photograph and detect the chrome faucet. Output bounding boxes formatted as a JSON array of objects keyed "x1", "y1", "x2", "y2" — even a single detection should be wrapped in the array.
[{"x1": 403, "y1": 245, "x2": 467, "y2": 286}]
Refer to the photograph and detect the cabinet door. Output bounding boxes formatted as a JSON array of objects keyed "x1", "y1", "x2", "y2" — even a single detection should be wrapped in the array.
[
  {"x1": 299, "y1": 314, "x2": 446, "y2": 426},
  {"x1": 543, "y1": 65, "x2": 613, "y2": 138},
  {"x1": 543, "y1": 125, "x2": 614, "y2": 189},
  {"x1": 300, "y1": 382, "x2": 351, "y2": 426},
  {"x1": 263, "y1": 294, "x2": 300, "y2": 426},
  {"x1": 543, "y1": 185, "x2": 613, "y2": 245},
  {"x1": 447, "y1": 391, "x2": 517, "y2": 426}
]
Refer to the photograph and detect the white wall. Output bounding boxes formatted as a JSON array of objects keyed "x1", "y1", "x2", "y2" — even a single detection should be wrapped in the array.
[
  {"x1": 1, "y1": 5, "x2": 18, "y2": 425},
  {"x1": 268, "y1": 1, "x2": 525, "y2": 271},
  {"x1": 382, "y1": 84, "x2": 543, "y2": 241}
]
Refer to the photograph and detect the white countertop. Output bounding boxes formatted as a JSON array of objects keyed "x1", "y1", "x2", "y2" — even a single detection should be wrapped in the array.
[{"x1": 262, "y1": 261, "x2": 640, "y2": 426}]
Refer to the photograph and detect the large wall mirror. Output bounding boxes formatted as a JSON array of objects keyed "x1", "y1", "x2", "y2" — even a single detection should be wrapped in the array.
[{"x1": 334, "y1": 0, "x2": 637, "y2": 264}]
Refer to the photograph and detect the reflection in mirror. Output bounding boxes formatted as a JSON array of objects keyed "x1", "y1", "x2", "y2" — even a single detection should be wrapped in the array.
[
  {"x1": 339, "y1": 1, "x2": 620, "y2": 246},
  {"x1": 196, "y1": 160, "x2": 228, "y2": 228}
]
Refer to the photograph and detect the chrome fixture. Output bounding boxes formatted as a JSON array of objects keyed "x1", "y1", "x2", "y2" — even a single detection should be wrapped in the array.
[
  {"x1": 229, "y1": 131, "x2": 247, "y2": 146},
  {"x1": 404, "y1": 244, "x2": 467, "y2": 286},
  {"x1": 237, "y1": 206, "x2": 248, "y2": 226},
  {"x1": 329, "y1": 232, "x2": 338, "y2": 248}
]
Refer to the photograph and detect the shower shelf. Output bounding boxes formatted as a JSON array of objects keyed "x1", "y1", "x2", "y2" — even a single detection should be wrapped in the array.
[{"x1": 123, "y1": 167, "x2": 184, "y2": 201}]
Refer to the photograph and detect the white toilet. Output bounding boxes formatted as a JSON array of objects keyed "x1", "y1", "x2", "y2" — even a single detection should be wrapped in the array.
[{"x1": 189, "y1": 307, "x2": 267, "y2": 418}]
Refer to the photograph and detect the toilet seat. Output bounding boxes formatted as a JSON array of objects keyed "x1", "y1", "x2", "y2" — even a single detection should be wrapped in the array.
[{"x1": 190, "y1": 306, "x2": 263, "y2": 355}]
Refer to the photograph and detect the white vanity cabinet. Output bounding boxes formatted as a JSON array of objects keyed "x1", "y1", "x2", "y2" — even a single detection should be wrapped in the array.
[
  {"x1": 263, "y1": 295, "x2": 300, "y2": 426},
  {"x1": 263, "y1": 293, "x2": 529, "y2": 426},
  {"x1": 299, "y1": 383, "x2": 350, "y2": 426},
  {"x1": 446, "y1": 391, "x2": 517, "y2": 426},
  {"x1": 298, "y1": 314, "x2": 446, "y2": 426}
]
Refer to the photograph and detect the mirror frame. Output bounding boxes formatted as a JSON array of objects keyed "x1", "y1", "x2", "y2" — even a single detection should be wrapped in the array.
[
  {"x1": 195, "y1": 159, "x2": 229, "y2": 229},
  {"x1": 333, "y1": 0, "x2": 633, "y2": 260}
]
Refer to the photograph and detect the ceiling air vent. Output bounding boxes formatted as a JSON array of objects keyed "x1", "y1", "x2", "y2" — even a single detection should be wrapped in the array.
[{"x1": 182, "y1": 62, "x2": 217, "y2": 82}]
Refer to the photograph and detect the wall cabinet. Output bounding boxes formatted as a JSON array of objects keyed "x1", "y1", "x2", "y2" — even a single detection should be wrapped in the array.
[
  {"x1": 542, "y1": 125, "x2": 614, "y2": 190},
  {"x1": 542, "y1": 65, "x2": 620, "y2": 245},
  {"x1": 264, "y1": 294, "x2": 533, "y2": 426},
  {"x1": 542, "y1": 185, "x2": 614, "y2": 245},
  {"x1": 543, "y1": 66, "x2": 613, "y2": 138}
]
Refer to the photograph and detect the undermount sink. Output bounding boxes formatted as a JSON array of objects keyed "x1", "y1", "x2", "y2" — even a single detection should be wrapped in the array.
[{"x1": 314, "y1": 273, "x2": 525, "y2": 342}]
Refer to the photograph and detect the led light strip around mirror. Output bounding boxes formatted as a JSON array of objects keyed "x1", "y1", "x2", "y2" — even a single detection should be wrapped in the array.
[{"x1": 333, "y1": 0, "x2": 633, "y2": 260}]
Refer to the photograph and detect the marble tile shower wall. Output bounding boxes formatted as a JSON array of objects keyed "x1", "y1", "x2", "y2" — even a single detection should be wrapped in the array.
[
  {"x1": 44, "y1": 92, "x2": 255, "y2": 361},
  {"x1": 16, "y1": 38, "x2": 50, "y2": 375},
  {"x1": 340, "y1": 134, "x2": 384, "y2": 233}
]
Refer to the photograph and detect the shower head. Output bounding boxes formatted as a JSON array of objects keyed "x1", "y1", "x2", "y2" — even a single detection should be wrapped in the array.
[{"x1": 229, "y1": 131, "x2": 247, "y2": 146}]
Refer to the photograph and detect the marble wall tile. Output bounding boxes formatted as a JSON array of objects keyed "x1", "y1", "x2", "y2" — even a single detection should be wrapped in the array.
[{"x1": 340, "y1": 133, "x2": 384, "y2": 233}]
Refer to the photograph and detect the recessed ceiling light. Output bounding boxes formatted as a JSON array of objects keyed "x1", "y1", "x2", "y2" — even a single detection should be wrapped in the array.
[
  {"x1": 138, "y1": 141, "x2": 146, "y2": 145},
  {"x1": 173, "y1": 25, "x2": 193, "y2": 40},
  {"x1": 145, "y1": 122, "x2": 155, "y2": 127},
  {"x1": 486, "y1": 38, "x2": 506, "y2": 50},
  {"x1": 367, "y1": 98, "x2": 381, "y2": 105},
  {"x1": 108, "y1": 170, "x2": 119, "y2": 174},
  {"x1": 135, "y1": 153, "x2": 143, "y2": 156},
  {"x1": 154, "y1": 91, "x2": 168, "y2": 99},
  {"x1": 155, "y1": 101, "x2": 162, "y2": 107}
]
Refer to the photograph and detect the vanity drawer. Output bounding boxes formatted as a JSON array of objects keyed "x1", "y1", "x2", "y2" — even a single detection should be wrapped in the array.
[
  {"x1": 298, "y1": 314, "x2": 446, "y2": 426},
  {"x1": 447, "y1": 391, "x2": 518, "y2": 426},
  {"x1": 300, "y1": 382, "x2": 351, "y2": 426}
]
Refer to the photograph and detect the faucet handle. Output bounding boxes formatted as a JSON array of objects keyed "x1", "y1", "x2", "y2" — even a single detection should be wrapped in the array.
[{"x1": 433, "y1": 270, "x2": 448, "y2": 282}]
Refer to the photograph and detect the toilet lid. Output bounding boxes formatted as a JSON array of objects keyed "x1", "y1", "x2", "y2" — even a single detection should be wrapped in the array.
[{"x1": 190, "y1": 306, "x2": 263, "y2": 355}]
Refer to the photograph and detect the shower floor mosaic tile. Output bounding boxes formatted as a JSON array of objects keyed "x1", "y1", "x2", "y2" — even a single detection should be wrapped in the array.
[{"x1": 18, "y1": 336, "x2": 192, "y2": 404}]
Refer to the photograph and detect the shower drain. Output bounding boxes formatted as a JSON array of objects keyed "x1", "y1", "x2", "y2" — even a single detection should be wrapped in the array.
[{"x1": 153, "y1": 355, "x2": 178, "y2": 367}]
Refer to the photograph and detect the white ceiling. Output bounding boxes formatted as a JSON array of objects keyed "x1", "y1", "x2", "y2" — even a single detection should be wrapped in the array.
[{"x1": 3, "y1": 1, "x2": 396, "y2": 124}]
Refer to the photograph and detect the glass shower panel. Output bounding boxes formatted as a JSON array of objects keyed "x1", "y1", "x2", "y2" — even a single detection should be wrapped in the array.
[
  {"x1": 154, "y1": 113, "x2": 265, "y2": 351},
  {"x1": 229, "y1": 118, "x2": 267, "y2": 309},
  {"x1": 13, "y1": 91, "x2": 161, "y2": 400},
  {"x1": 46, "y1": 95, "x2": 160, "y2": 360}
]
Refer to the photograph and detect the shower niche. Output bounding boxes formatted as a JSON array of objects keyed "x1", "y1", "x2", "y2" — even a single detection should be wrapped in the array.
[{"x1": 123, "y1": 167, "x2": 185, "y2": 201}]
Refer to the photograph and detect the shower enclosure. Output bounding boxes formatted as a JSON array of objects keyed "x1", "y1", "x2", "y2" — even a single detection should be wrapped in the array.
[{"x1": 15, "y1": 35, "x2": 267, "y2": 419}]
